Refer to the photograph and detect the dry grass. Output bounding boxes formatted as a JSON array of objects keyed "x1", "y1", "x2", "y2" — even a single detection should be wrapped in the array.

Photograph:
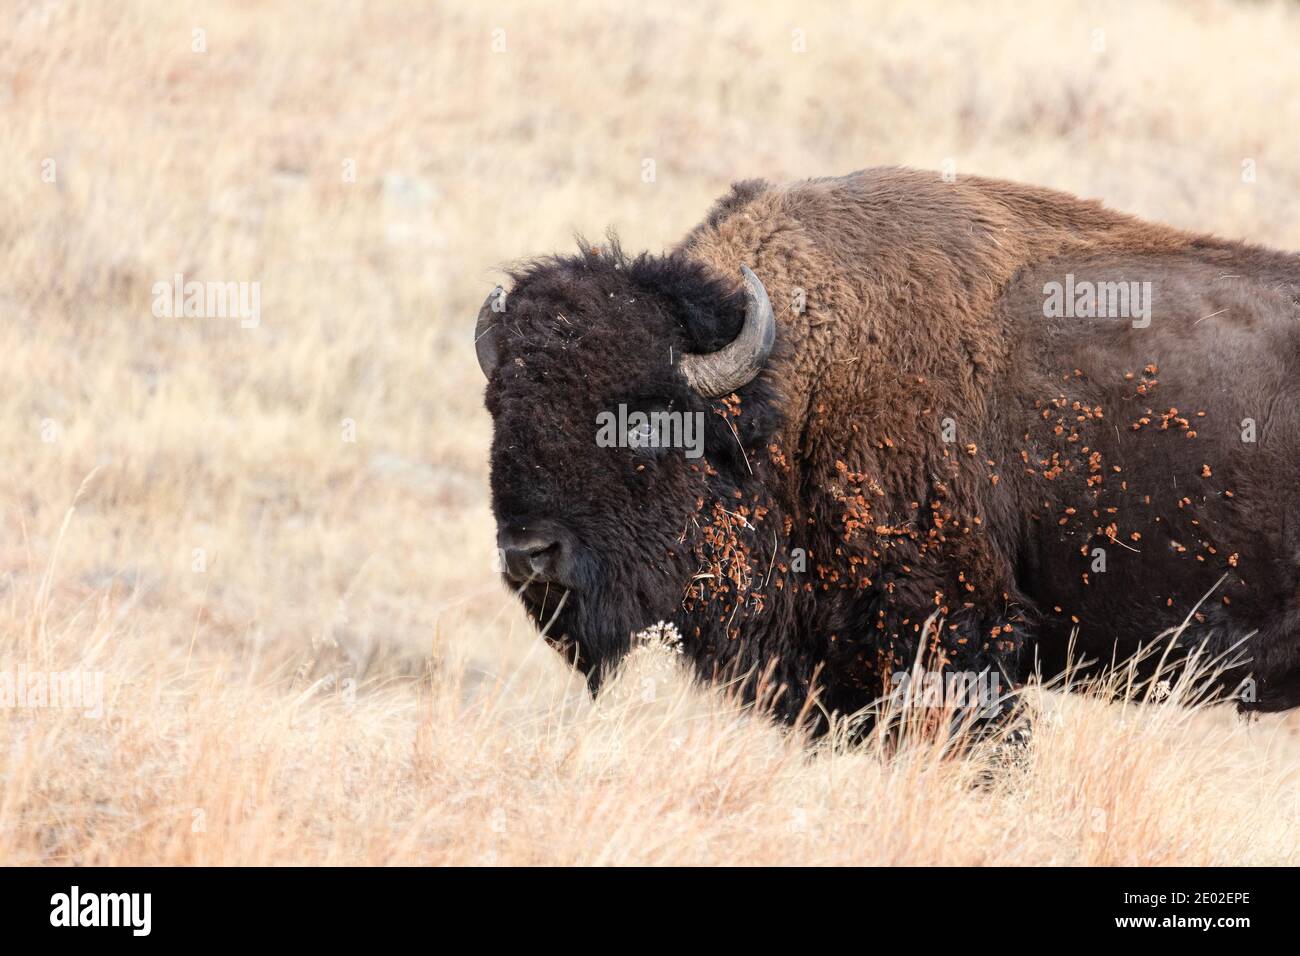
[{"x1": 2, "y1": 0, "x2": 1299, "y2": 865}]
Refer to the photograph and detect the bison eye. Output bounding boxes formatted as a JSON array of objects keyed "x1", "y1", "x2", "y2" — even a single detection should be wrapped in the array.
[{"x1": 628, "y1": 421, "x2": 656, "y2": 448}]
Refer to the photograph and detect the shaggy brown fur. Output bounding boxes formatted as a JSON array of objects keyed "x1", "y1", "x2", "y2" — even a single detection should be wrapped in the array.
[{"x1": 484, "y1": 166, "x2": 1300, "y2": 730}]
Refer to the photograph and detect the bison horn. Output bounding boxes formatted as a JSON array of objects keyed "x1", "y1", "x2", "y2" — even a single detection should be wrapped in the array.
[
  {"x1": 679, "y1": 266, "x2": 776, "y2": 397},
  {"x1": 475, "y1": 286, "x2": 506, "y2": 379}
]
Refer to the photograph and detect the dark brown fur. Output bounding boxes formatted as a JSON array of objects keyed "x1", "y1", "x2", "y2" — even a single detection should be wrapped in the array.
[{"x1": 485, "y1": 167, "x2": 1300, "y2": 728}]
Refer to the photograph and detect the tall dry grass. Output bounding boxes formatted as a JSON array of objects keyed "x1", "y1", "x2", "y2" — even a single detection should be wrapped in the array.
[{"x1": 1, "y1": 0, "x2": 1298, "y2": 865}]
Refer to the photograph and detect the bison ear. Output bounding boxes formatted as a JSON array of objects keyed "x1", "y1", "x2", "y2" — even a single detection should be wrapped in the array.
[{"x1": 474, "y1": 286, "x2": 506, "y2": 379}]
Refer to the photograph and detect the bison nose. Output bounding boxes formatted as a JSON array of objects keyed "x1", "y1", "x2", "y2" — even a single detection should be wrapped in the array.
[{"x1": 499, "y1": 530, "x2": 564, "y2": 583}]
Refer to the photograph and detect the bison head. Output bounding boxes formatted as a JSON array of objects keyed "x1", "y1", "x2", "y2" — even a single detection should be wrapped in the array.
[{"x1": 476, "y1": 243, "x2": 784, "y2": 693}]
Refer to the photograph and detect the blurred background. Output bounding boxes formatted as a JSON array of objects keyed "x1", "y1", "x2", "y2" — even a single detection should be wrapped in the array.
[{"x1": 2, "y1": 0, "x2": 1298, "y2": 864}]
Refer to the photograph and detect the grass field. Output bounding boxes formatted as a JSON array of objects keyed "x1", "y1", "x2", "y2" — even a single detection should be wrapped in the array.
[{"x1": 2, "y1": 0, "x2": 1299, "y2": 865}]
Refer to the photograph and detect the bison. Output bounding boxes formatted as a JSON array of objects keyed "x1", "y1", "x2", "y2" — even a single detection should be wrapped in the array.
[{"x1": 475, "y1": 166, "x2": 1300, "y2": 733}]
